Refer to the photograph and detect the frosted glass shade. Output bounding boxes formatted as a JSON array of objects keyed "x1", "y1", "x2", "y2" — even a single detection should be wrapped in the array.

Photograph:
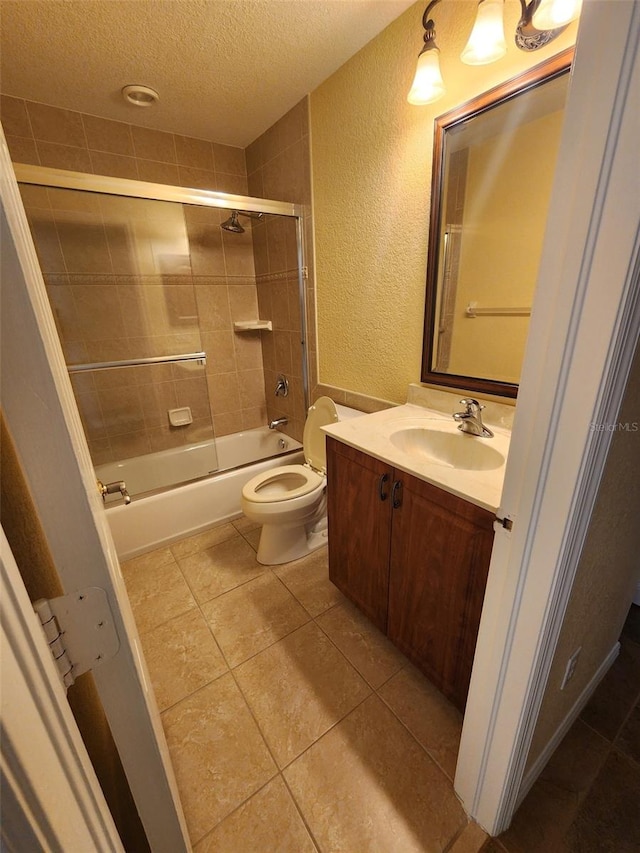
[
  {"x1": 461, "y1": 0, "x2": 507, "y2": 66},
  {"x1": 532, "y1": 0, "x2": 583, "y2": 30},
  {"x1": 407, "y1": 48, "x2": 445, "y2": 106}
]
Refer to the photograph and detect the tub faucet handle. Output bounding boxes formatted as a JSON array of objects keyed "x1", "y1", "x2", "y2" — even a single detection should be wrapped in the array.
[{"x1": 275, "y1": 374, "x2": 289, "y2": 397}]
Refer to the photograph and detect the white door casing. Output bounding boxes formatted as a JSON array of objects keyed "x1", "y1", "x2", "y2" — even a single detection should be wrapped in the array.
[
  {"x1": 1, "y1": 526, "x2": 124, "y2": 852},
  {"x1": 456, "y1": 0, "x2": 640, "y2": 834},
  {"x1": 0, "y1": 128, "x2": 191, "y2": 850}
]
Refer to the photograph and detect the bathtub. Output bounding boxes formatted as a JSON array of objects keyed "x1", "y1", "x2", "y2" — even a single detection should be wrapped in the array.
[{"x1": 104, "y1": 427, "x2": 303, "y2": 560}]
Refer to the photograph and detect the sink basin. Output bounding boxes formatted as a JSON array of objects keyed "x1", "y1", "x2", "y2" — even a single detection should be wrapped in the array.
[{"x1": 389, "y1": 427, "x2": 505, "y2": 471}]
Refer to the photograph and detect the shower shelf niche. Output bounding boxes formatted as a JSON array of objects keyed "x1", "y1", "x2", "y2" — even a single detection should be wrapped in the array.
[{"x1": 233, "y1": 320, "x2": 273, "y2": 331}]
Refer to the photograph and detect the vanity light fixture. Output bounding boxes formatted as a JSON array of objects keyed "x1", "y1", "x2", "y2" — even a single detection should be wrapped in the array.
[{"x1": 407, "y1": 0, "x2": 581, "y2": 104}]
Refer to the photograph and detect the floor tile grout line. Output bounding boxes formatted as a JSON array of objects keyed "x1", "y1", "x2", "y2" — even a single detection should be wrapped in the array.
[{"x1": 279, "y1": 771, "x2": 323, "y2": 853}]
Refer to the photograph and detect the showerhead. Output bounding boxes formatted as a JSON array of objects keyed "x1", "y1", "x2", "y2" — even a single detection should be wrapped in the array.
[
  {"x1": 220, "y1": 210, "x2": 264, "y2": 234},
  {"x1": 220, "y1": 211, "x2": 244, "y2": 233}
]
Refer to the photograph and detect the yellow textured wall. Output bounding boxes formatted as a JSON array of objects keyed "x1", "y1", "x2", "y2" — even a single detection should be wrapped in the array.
[{"x1": 310, "y1": 0, "x2": 576, "y2": 403}]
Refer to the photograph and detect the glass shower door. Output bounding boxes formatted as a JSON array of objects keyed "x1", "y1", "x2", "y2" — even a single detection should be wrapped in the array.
[{"x1": 19, "y1": 183, "x2": 219, "y2": 497}]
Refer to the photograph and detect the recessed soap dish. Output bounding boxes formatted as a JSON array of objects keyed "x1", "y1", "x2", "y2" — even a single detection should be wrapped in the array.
[{"x1": 168, "y1": 407, "x2": 193, "y2": 427}]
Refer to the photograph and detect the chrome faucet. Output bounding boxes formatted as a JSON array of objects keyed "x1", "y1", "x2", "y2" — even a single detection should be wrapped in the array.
[
  {"x1": 453, "y1": 399, "x2": 494, "y2": 438},
  {"x1": 269, "y1": 417, "x2": 288, "y2": 430},
  {"x1": 274, "y1": 374, "x2": 289, "y2": 397}
]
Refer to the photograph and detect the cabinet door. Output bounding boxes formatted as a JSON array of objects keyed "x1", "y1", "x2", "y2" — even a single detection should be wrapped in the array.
[
  {"x1": 326, "y1": 437, "x2": 393, "y2": 631},
  {"x1": 387, "y1": 473, "x2": 494, "y2": 711}
]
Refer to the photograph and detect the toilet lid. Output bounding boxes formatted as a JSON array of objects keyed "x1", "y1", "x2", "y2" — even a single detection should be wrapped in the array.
[{"x1": 303, "y1": 396, "x2": 338, "y2": 474}]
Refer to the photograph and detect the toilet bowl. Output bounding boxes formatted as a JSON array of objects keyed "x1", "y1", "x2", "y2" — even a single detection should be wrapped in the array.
[{"x1": 241, "y1": 396, "x2": 339, "y2": 565}]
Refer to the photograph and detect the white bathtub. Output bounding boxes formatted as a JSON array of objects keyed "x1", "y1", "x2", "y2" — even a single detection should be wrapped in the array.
[{"x1": 105, "y1": 427, "x2": 303, "y2": 560}]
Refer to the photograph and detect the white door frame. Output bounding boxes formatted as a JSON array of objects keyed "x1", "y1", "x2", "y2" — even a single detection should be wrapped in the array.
[
  {"x1": 456, "y1": 0, "x2": 640, "y2": 834},
  {"x1": 1, "y1": 526, "x2": 124, "y2": 852},
  {"x1": 0, "y1": 129, "x2": 191, "y2": 851}
]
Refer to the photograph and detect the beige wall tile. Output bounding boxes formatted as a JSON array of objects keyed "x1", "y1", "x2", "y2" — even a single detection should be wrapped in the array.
[
  {"x1": 207, "y1": 372, "x2": 241, "y2": 415},
  {"x1": 238, "y1": 369, "x2": 266, "y2": 410},
  {"x1": 270, "y1": 281, "x2": 291, "y2": 330},
  {"x1": 76, "y1": 390, "x2": 107, "y2": 441},
  {"x1": 195, "y1": 284, "x2": 231, "y2": 331},
  {"x1": 278, "y1": 99, "x2": 307, "y2": 151},
  {"x1": 48, "y1": 186, "x2": 102, "y2": 213},
  {"x1": 241, "y1": 407, "x2": 265, "y2": 430},
  {"x1": 178, "y1": 165, "x2": 217, "y2": 191},
  {"x1": 98, "y1": 385, "x2": 146, "y2": 435},
  {"x1": 27, "y1": 102, "x2": 86, "y2": 146},
  {"x1": 174, "y1": 135, "x2": 214, "y2": 171},
  {"x1": 1, "y1": 95, "x2": 32, "y2": 137},
  {"x1": 19, "y1": 184, "x2": 51, "y2": 209},
  {"x1": 215, "y1": 172, "x2": 248, "y2": 195},
  {"x1": 138, "y1": 381, "x2": 179, "y2": 428},
  {"x1": 273, "y1": 331, "x2": 293, "y2": 374},
  {"x1": 245, "y1": 138, "x2": 262, "y2": 174},
  {"x1": 131, "y1": 125, "x2": 176, "y2": 163},
  {"x1": 202, "y1": 331, "x2": 236, "y2": 374},
  {"x1": 82, "y1": 115, "x2": 134, "y2": 155},
  {"x1": 161, "y1": 673, "x2": 277, "y2": 844},
  {"x1": 186, "y1": 220, "x2": 226, "y2": 277},
  {"x1": 5, "y1": 135, "x2": 39, "y2": 164},
  {"x1": 136, "y1": 159, "x2": 181, "y2": 186},
  {"x1": 148, "y1": 424, "x2": 186, "y2": 453},
  {"x1": 174, "y1": 375, "x2": 210, "y2": 420},
  {"x1": 46, "y1": 284, "x2": 80, "y2": 342},
  {"x1": 36, "y1": 140, "x2": 93, "y2": 172},
  {"x1": 71, "y1": 284, "x2": 123, "y2": 340},
  {"x1": 213, "y1": 143, "x2": 246, "y2": 176},
  {"x1": 90, "y1": 150, "x2": 139, "y2": 180},
  {"x1": 213, "y1": 411, "x2": 243, "y2": 436},
  {"x1": 234, "y1": 335, "x2": 263, "y2": 372},
  {"x1": 57, "y1": 215, "x2": 112, "y2": 274},
  {"x1": 266, "y1": 216, "x2": 288, "y2": 273},
  {"x1": 222, "y1": 230, "x2": 256, "y2": 277}
]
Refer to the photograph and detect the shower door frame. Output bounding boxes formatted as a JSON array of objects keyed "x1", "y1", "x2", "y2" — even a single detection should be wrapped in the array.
[{"x1": 14, "y1": 164, "x2": 312, "y2": 412}]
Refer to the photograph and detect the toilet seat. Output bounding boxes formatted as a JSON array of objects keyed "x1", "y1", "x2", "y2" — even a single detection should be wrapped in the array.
[
  {"x1": 241, "y1": 397, "x2": 338, "y2": 506},
  {"x1": 242, "y1": 463, "x2": 324, "y2": 503}
]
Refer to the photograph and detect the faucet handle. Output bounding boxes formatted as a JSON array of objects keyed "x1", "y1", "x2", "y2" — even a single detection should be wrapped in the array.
[{"x1": 459, "y1": 398, "x2": 483, "y2": 413}]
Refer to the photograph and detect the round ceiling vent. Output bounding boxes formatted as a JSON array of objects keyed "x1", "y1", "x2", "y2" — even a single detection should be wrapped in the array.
[{"x1": 121, "y1": 85, "x2": 159, "y2": 107}]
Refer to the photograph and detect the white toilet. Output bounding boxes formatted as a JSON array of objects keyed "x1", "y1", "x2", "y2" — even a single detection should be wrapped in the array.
[{"x1": 241, "y1": 396, "x2": 339, "y2": 566}]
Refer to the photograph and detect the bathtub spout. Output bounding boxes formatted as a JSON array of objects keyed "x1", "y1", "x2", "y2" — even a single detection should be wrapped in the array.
[{"x1": 269, "y1": 417, "x2": 288, "y2": 430}]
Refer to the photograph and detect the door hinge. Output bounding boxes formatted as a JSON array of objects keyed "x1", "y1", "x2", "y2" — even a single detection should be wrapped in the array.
[
  {"x1": 34, "y1": 588, "x2": 120, "y2": 692},
  {"x1": 495, "y1": 514, "x2": 514, "y2": 532}
]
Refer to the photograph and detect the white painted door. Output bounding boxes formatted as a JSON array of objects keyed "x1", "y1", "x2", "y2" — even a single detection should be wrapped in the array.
[
  {"x1": 0, "y1": 128, "x2": 191, "y2": 851},
  {"x1": 1, "y1": 525, "x2": 124, "y2": 852},
  {"x1": 456, "y1": 0, "x2": 640, "y2": 835}
]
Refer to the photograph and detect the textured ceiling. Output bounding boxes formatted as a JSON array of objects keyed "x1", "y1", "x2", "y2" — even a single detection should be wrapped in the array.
[{"x1": 0, "y1": 0, "x2": 416, "y2": 147}]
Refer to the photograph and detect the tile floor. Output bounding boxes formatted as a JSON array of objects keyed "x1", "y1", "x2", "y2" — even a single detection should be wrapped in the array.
[
  {"x1": 121, "y1": 517, "x2": 485, "y2": 852},
  {"x1": 122, "y1": 518, "x2": 640, "y2": 852}
]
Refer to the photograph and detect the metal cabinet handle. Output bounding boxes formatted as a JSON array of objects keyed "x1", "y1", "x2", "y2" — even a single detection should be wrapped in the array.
[
  {"x1": 379, "y1": 473, "x2": 390, "y2": 501},
  {"x1": 392, "y1": 480, "x2": 403, "y2": 509}
]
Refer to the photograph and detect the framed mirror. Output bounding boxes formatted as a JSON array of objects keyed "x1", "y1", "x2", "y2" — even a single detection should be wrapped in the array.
[{"x1": 421, "y1": 48, "x2": 573, "y2": 398}]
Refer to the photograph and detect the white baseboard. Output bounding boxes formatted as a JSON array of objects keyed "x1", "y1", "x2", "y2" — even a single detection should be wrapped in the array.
[{"x1": 517, "y1": 641, "x2": 621, "y2": 807}]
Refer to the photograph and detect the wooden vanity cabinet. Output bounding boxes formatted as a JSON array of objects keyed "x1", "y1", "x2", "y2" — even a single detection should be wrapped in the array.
[
  {"x1": 326, "y1": 436, "x2": 495, "y2": 711},
  {"x1": 326, "y1": 437, "x2": 393, "y2": 632}
]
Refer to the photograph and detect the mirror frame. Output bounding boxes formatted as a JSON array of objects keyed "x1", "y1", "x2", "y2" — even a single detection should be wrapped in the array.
[{"x1": 421, "y1": 47, "x2": 574, "y2": 399}]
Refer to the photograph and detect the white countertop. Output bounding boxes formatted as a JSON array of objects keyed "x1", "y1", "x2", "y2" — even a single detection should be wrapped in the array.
[{"x1": 323, "y1": 403, "x2": 510, "y2": 513}]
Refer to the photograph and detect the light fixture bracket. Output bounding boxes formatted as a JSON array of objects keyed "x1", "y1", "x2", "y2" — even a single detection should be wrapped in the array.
[
  {"x1": 515, "y1": 0, "x2": 568, "y2": 51},
  {"x1": 419, "y1": 0, "x2": 443, "y2": 53}
]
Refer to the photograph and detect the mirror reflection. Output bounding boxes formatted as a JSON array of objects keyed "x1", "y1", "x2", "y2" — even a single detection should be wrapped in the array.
[{"x1": 422, "y1": 51, "x2": 573, "y2": 398}]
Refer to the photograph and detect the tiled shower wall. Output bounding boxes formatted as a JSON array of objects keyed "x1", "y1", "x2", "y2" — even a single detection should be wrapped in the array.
[
  {"x1": 247, "y1": 98, "x2": 315, "y2": 443},
  {"x1": 2, "y1": 93, "x2": 316, "y2": 451}
]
